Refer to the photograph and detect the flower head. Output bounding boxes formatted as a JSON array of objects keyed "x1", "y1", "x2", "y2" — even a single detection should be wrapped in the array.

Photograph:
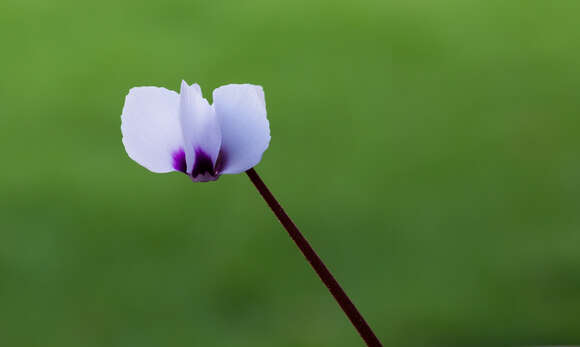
[{"x1": 121, "y1": 81, "x2": 270, "y2": 182}]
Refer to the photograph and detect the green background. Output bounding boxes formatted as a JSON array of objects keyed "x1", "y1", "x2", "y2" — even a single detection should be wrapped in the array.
[{"x1": 1, "y1": 0, "x2": 579, "y2": 346}]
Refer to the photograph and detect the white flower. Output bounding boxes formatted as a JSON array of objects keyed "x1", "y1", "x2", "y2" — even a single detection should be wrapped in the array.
[{"x1": 121, "y1": 81, "x2": 270, "y2": 182}]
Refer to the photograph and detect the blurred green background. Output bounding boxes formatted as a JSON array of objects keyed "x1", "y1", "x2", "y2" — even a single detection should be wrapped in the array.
[{"x1": 1, "y1": 0, "x2": 579, "y2": 346}]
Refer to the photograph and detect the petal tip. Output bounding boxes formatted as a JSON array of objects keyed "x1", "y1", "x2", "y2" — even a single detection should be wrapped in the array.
[
  {"x1": 180, "y1": 80, "x2": 189, "y2": 92},
  {"x1": 180, "y1": 80, "x2": 203, "y2": 97}
]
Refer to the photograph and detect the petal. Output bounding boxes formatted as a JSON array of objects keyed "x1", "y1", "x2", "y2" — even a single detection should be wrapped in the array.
[
  {"x1": 179, "y1": 81, "x2": 222, "y2": 174},
  {"x1": 121, "y1": 86, "x2": 184, "y2": 173},
  {"x1": 212, "y1": 84, "x2": 270, "y2": 174}
]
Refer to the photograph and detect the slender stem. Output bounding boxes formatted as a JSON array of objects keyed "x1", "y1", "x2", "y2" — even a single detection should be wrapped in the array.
[{"x1": 246, "y1": 168, "x2": 382, "y2": 347}]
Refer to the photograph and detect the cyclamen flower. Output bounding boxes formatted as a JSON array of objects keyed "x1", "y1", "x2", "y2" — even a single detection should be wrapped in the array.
[
  {"x1": 121, "y1": 81, "x2": 270, "y2": 182},
  {"x1": 120, "y1": 80, "x2": 382, "y2": 346}
]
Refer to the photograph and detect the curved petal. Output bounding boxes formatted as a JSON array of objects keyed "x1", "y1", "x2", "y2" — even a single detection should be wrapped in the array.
[
  {"x1": 212, "y1": 84, "x2": 270, "y2": 174},
  {"x1": 121, "y1": 87, "x2": 184, "y2": 173},
  {"x1": 179, "y1": 81, "x2": 222, "y2": 176}
]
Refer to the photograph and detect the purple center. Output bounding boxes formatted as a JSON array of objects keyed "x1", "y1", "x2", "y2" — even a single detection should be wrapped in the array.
[
  {"x1": 191, "y1": 147, "x2": 215, "y2": 178},
  {"x1": 172, "y1": 147, "x2": 225, "y2": 182}
]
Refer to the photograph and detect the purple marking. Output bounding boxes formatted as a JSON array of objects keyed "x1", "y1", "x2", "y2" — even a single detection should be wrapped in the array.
[
  {"x1": 191, "y1": 147, "x2": 215, "y2": 178},
  {"x1": 172, "y1": 148, "x2": 187, "y2": 173},
  {"x1": 214, "y1": 149, "x2": 227, "y2": 174},
  {"x1": 173, "y1": 147, "x2": 224, "y2": 181}
]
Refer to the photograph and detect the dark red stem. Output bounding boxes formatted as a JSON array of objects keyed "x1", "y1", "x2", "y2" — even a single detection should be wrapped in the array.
[{"x1": 246, "y1": 168, "x2": 382, "y2": 347}]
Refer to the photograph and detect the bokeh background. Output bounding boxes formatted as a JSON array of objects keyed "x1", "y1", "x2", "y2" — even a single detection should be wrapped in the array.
[{"x1": 1, "y1": 0, "x2": 579, "y2": 346}]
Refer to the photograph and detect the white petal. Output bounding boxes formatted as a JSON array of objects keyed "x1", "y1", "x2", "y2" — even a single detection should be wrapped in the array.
[
  {"x1": 179, "y1": 81, "x2": 222, "y2": 174},
  {"x1": 212, "y1": 84, "x2": 270, "y2": 174},
  {"x1": 121, "y1": 86, "x2": 184, "y2": 173}
]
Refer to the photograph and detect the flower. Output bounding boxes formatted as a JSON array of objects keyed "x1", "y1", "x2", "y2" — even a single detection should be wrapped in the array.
[{"x1": 121, "y1": 81, "x2": 270, "y2": 182}]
